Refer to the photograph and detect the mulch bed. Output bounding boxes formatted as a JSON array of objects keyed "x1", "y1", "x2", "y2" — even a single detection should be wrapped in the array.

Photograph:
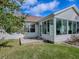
[{"x1": 65, "y1": 35, "x2": 79, "y2": 46}]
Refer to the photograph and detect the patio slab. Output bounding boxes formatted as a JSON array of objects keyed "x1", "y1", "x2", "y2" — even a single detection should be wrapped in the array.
[{"x1": 21, "y1": 39, "x2": 44, "y2": 44}]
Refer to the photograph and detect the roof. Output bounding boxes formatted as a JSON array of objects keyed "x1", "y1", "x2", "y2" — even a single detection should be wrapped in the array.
[{"x1": 24, "y1": 16, "x2": 43, "y2": 22}]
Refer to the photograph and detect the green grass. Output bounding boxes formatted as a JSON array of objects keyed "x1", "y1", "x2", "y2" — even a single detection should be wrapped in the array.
[{"x1": 0, "y1": 40, "x2": 79, "y2": 59}]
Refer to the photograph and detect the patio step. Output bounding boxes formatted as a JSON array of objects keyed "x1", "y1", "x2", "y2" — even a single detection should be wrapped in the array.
[{"x1": 21, "y1": 39, "x2": 43, "y2": 44}]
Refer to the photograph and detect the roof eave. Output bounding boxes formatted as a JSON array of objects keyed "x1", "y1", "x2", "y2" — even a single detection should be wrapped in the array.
[{"x1": 53, "y1": 4, "x2": 79, "y2": 16}]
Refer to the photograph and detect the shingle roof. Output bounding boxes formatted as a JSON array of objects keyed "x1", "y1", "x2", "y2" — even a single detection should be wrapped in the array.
[{"x1": 24, "y1": 16, "x2": 43, "y2": 22}]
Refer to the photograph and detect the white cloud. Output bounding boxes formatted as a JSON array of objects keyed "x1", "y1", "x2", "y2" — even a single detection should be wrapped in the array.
[
  {"x1": 20, "y1": 0, "x2": 60, "y2": 16},
  {"x1": 23, "y1": 0, "x2": 38, "y2": 5},
  {"x1": 30, "y1": 0, "x2": 60, "y2": 15},
  {"x1": 21, "y1": 0, "x2": 38, "y2": 9}
]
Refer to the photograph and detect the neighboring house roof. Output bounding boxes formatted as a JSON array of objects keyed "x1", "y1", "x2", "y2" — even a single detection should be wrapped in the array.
[
  {"x1": 24, "y1": 16, "x2": 43, "y2": 22},
  {"x1": 13, "y1": 11, "x2": 43, "y2": 22}
]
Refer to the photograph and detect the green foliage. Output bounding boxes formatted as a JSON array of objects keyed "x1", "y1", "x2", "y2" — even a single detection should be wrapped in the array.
[
  {"x1": 0, "y1": 13, "x2": 24, "y2": 33},
  {"x1": 0, "y1": 0, "x2": 25, "y2": 33},
  {"x1": 0, "y1": 0, "x2": 18, "y2": 9}
]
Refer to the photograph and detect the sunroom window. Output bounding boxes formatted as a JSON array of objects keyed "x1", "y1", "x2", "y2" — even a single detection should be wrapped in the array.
[
  {"x1": 68, "y1": 21, "x2": 73, "y2": 34},
  {"x1": 62, "y1": 20, "x2": 67, "y2": 34},
  {"x1": 24, "y1": 24, "x2": 29, "y2": 32},
  {"x1": 73, "y1": 22, "x2": 77, "y2": 34},
  {"x1": 56, "y1": 19, "x2": 62, "y2": 35},
  {"x1": 47, "y1": 20, "x2": 50, "y2": 34},
  {"x1": 42, "y1": 21, "x2": 46, "y2": 34},
  {"x1": 30, "y1": 24, "x2": 35, "y2": 32},
  {"x1": 77, "y1": 22, "x2": 79, "y2": 33},
  {"x1": 42, "y1": 19, "x2": 53, "y2": 34},
  {"x1": 24, "y1": 23, "x2": 35, "y2": 32},
  {"x1": 56, "y1": 19, "x2": 67, "y2": 35}
]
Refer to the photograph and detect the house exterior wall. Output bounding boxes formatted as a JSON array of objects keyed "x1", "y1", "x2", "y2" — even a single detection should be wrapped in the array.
[
  {"x1": 54, "y1": 8, "x2": 78, "y2": 21},
  {"x1": 24, "y1": 32, "x2": 38, "y2": 38},
  {"x1": 41, "y1": 34, "x2": 54, "y2": 41},
  {"x1": 24, "y1": 22, "x2": 39, "y2": 38},
  {"x1": 54, "y1": 34, "x2": 79, "y2": 43}
]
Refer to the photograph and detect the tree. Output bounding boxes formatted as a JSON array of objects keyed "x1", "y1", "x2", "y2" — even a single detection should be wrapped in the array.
[{"x1": 0, "y1": 0, "x2": 25, "y2": 33}]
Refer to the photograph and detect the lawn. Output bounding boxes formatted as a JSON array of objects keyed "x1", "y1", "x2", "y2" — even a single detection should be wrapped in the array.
[{"x1": 0, "y1": 40, "x2": 79, "y2": 59}]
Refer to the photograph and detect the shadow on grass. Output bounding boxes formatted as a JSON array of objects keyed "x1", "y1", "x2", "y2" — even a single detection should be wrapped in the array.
[{"x1": 0, "y1": 40, "x2": 13, "y2": 48}]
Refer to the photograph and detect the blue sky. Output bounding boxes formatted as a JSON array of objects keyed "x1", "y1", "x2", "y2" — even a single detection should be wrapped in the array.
[{"x1": 19, "y1": 0, "x2": 79, "y2": 16}]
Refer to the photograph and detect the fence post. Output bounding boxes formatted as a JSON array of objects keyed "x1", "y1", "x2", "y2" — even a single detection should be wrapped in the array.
[{"x1": 19, "y1": 38, "x2": 21, "y2": 46}]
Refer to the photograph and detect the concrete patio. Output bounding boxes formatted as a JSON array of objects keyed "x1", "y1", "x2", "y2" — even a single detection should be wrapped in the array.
[{"x1": 21, "y1": 39, "x2": 44, "y2": 44}]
